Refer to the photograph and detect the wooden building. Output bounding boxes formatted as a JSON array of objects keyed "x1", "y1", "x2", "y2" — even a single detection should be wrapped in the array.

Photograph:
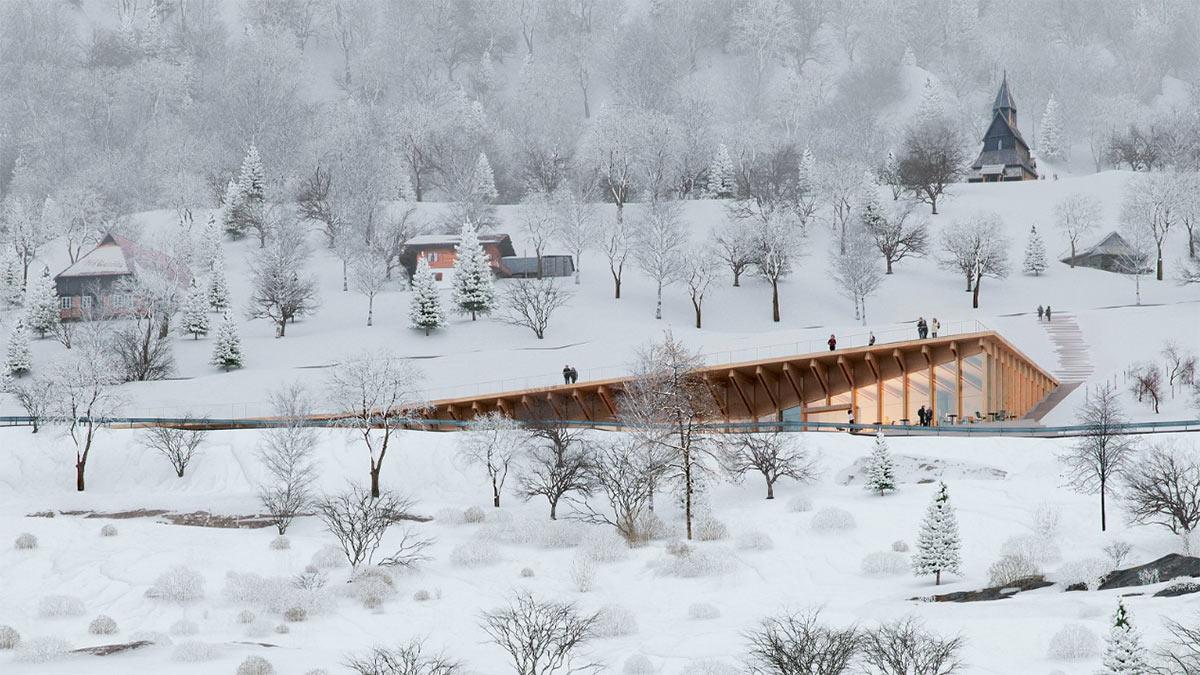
[
  {"x1": 968, "y1": 74, "x2": 1039, "y2": 182},
  {"x1": 54, "y1": 233, "x2": 189, "y2": 320},
  {"x1": 1060, "y1": 231, "x2": 1151, "y2": 274},
  {"x1": 400, "y1": 233, "x2": 516, "y2": 282},
  {"x1": 424, "y1": 330, "x2": 1060, "y2": 429}
]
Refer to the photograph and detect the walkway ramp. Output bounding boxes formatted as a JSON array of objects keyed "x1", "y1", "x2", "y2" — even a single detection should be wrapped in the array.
[{"x1": 1024, "y1": 312, "x2": 1093, "y2": 421}]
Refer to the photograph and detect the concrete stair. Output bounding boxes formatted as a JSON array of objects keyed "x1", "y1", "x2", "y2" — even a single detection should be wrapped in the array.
[{"x1": 1025, "y1": 312, "x2": 1093, "y2": 421}]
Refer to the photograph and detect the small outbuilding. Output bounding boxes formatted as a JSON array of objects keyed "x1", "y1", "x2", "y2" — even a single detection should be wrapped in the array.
[
  {"x1": 1060, "y1": 231, "x2": 1151, "y2": 274},
  {"x1": 499, "y1": 255, "x2": 575, "y2": 279}
]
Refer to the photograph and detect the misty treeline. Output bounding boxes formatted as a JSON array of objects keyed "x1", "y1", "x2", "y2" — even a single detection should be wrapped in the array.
[{"x1": 3, "y1": 0, "x2": 1199, "y2": 224}]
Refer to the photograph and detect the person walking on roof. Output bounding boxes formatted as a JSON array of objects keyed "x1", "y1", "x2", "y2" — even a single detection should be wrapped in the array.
[
  {"x1": 917, "y1": 317, "x2": 927, "y2": 339},
  {"x1": 562, "y1": 365, "x2": 572, "y2": 384},
  {"x1": 930, "y1": 318, "x2": 940, "y2": 338},
  {"x1": 568, "y1": 366, "x2": 578, "y2": 384},
  {"x1": 828, "y1": 334, "x2": 837, "y2": 351},
  {"x1": 868, "y1": 331, "x2": 876, "y2": 346}
]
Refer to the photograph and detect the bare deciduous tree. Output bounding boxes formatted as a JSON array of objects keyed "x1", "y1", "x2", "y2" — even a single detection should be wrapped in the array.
[
  {"x1": 5, "y1": 375, "x2": 55, "y2": 433},
  {"x1": 1124, "y1": 444, "x2": 1200, "y2": 536},
  {"x1": 1059, "y1": 383, "x2": 1137, "y2": 531},
  {"x1": 862, "y1": 198, "x2": 929, "y2": 274},
  {"x1": 601, "y1": 215, "x2": 631, "y2": 299},
  {"x1": 316, "y1": 484, "x2": 432, "y2": 570},
  {"x1": 1054, "y1": 192, "x2": 1103, "y2": 267},
  {"x1": 831, "y1": 226, "x2": 885, "y2": 325},
  {"x1": 721, "y1": 430, "x2": 819, "y2": 500},
  {"x1": 682, "y1": 247, "x2": 717, "y2": 329},
  {"x1": 1129, "y1": 362, "x2": 1164, "y2": 414},
  {"x1": 258, "y1": 382, "x2": 319, "y2": 535},
  {"x1": 897, "y1": 116, "x2": 965, "y2": 215},
  {"x1": 938, "y1": 214, "x2": 1010, "y2": 309},
  {"x1": 745, "y1": 609, "x2": 861, "y2": 675},
  {"x1": 519, "y1": 405, "x2": 593, "y2": 520},
  {"x1": 326, "y1": 353, "x2": 426, "y2": 498},
  {"x1": 499, "y1": 278, "x2": 572, "y2": 340},
  {"x1": 751, "y1": 212, "x2": 804, "y2": 323},
  {"x1": 350, "y1": 254, "x2": 389, "y2": 327},
  {"x1": 860, "y1": 617, "x2": 964, "y2": 675},
  {"x1": 480, "y1": 593, "x2": 600, "y2": 675},
  {"x1": 247, "y1": 221, "x2": 321, "y2": 337},
  {"x1": 712, "y1": 219, "x2": 755, "y2": 287},
  {"x1": 552, "y1": 182, "x2": 597, "y2": 285},
  {"x1": 571, "y1": 434, "x2": 656, "y2": 544},
  {"x1": 460, "y1": 412, "x2": 522, "y2": 508},
  {"x1": 634, "y1": 202, "x2": 686, "y2": 320},
  {"x1": 1121, "y1": 173, "x2": 1178, "y2": 281},
  {"x1": 50, "y1": 351, "x2": 123, "y2": 492},
  {"x1": 1162, "y1": 342, "x2": 1197, "y2": 389},
  {"x1": 1156, "y1": 614, "x2": 1200, "y2": 674},
  {"x1": 343, "y1": 640, "x2": 463, "y2": 675},
  {"x1": 140, "y1": 417, "x2": 208, "y2": 478}
]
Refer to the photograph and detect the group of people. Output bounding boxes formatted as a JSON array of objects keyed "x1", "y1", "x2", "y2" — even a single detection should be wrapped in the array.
[
  {"x1": 916, "y1": 317, "x2": 940, "y2": 339},
  {"x1": 916, "y1": 404, "x2": 935, "y2": 426},
  {"x1": 826, "y1": 332, "x2": 877, "y2": 351},
  {"x1": 561, "y1": 365, "x2": 579, "y2": 384},
  {"x1": 1036, "y1": 305, "x2": 1053, "y2": 322}
]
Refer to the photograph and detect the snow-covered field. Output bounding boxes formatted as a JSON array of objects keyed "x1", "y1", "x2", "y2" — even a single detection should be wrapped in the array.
[
  {"x1": 1, "y1": 426, "x2": 1197, "y2": 674},
  {"x1": 1, "y1": 170, "x2": 1198, "y2": 674}
]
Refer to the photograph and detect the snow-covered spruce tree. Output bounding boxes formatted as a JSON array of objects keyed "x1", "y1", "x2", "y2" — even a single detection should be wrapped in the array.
[
  {"x1": 24, "y1": 268, "x2": 60, "y2": 338},
  {"x1": 1037, "y1": 95, "x2": 1066, "y2": 163},
  {"x1": 0, "y1": 243, "x2": 23, "y2": 307},
  {"x1": 210, "y1": 313, "x2": 243, "y2": 371},
  {"x1": 865, "y1": 431, "x2": 896, "y2": 496},
  {"x1": 224, "y1": 144, "x2": 265, "y2": 239},
  {"x1": 5, "y1": 319, "x2": 33, "y2": 377},
  {"x1": 473, "y1": 152, "x2": 498, "y2": 203},
  {"x1": 208, "y1": 255, "x2": 230, "y2": 312},
  {"x1": 409, "y1": 257, "x2": 445, "y2": 336},
  {"x1": 1100, "y1": 600, "x2": 1148, "y2": 675},
  {"x1": 705, "y1": 143, "x2": 736, "y2": 199},
  {"x1": 912, "y1": 482, "x2": 962, "y2": 585},
  {"x1": 181, "y1": 280, "x2": 210, "y2": 339},
  {"x1": 1023, "y1": 225, "x2": 1048, "y2": 276},
  {"x1": 451, "y1": 221, "x2": 496, "y2": 320},
  {"x1": 196, "y1": 212, "x2": 222, "y2": 272}
]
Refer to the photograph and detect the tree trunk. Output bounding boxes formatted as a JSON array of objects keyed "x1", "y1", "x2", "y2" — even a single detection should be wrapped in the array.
[
  {"x1": 766, "y1": 479, "x2": 774, "y2": 500},
  {"x1": 655, "y1": 283, "x2": 663, "y2": 319},
  {"x1": 972, "y1": 273, "x2": 981, "y2": 309},
  {"x1": 367, "y1": 297, "x2": 374, "y2": 326},
  {"x1": 76, "y1": 459, "x2": 86, "y2": 492},
  {"x1": 935, "y1": 569, "x2": 941, "y2": 585},
  {"x1": 1069, "y1": 240, "x2": 1077, "y2": 267},
  {"x1": 1157, "y1": 250, "x2": 1164, "y2": 281},
  {"x1": 771, "y1": 279, "x2": 780, "y2": 322},
  {"x1": 693, "y1": 299, "x2": 702, "y2": 329},
  {"x1": 342, "y1": 260, "x2": 348, "y2": 291},
  {"x1": 965, "y1": 270, "x2": 972, "y2": 292},
  {"x1": 733, "y1": 269, "x2": 741, "y2": 287},
  {"x1": 886, "y1": 257, "x2": 893, "y2": 274},
  {"x1": 549, "y1": 497, "x2": 558, "y2": 520},
  {"x1": 612, "y1": 273, "x2": 621, "y2": 299},
  {"x1": 278, "y1": 318, "x2": 287, "y2": 337},
  {"x1": 684, "y1": 459, "x2": 693, "y2": 540},
  {"x1": 492, "y1": 479, "x2": 501, "y2": 508},
  {"x1": 370, "y1": 466, "x2": 381, "y2": 499},
  {"x1": 1100, "y1": 480, "x2": 1106, "y2": 531}
]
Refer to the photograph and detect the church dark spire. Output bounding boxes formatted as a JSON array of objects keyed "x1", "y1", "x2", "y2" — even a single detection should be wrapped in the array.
[{"x1": 993, "y1": 71, "x2": 1017, "y2": 125}]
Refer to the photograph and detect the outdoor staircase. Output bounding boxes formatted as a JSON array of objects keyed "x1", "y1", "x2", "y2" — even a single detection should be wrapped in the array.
[{"x1": 1024, "y1": 312, "x2": 1093, "y2": 421}]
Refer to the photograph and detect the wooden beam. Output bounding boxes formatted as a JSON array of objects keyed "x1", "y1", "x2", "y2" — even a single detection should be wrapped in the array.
[
  {"x1": 571, "y1": 390, "x2": 593, "y2": 422},
  {"x1": 495, "y1": 398, "x2": 512, "y2": 417},
  {"x1": 836, "y1": 356, "x2": 856, "y2": 420},
  {"x1": 703, "y1": 374, "x2": 730, "y2": 420},
  {"x1": 864, "y1": 352, "x2": 883, "y2": 423},
  {"x1": 781, "y1": 362, "x2": 805, "y2": 403},
  {"x1": 755, "y1": 366, "x2": 779, "y2": 411},
  {"x1": 809, "y1": 359, "x2": 830, "y2": 402},
  {"x1": 729, "y1": 370, "x2": 754, "y2": 418},
  {"x1": 545, "y1": 392, "x2": 563, "y2": 418},
  {"x1": 595, "y1": 386, "x2": 618, "y2": 419}
]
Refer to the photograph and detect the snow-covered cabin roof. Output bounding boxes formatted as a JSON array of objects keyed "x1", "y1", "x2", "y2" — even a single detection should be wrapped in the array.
[
  {"x1": 55, "y1": 233, "x2": 189, "y2": 285},
  {"x1": 405, "y1": 233, "x2": 516, "y2": 256},
  {"x1": 1066, "y1": 231, "x2": 1142, "y2": 260}
]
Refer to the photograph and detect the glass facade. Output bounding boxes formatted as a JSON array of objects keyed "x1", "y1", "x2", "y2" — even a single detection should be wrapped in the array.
[{"x1": 781, "y1": 351, "x2": 998, "y2": 427}]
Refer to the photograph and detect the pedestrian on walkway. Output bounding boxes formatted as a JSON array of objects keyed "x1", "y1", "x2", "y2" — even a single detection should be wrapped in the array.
[
  {"x1": 930, "y1": 318, "x2": 940, "y2": 338},
  {"x1": 828, "y1": 334, "x2": 837, "y2": 351},
  {"x1": 868, "y1": 331, "x2": 876, "y2": 346},
  {"x1": 562, "y1": 365, "x2": 572, "y2": 384},
  {"x1": 1037, "y1": 305, "x2": 1044, "y2": 321},
  {"x1": 917, "y1": 317, "x2": 927, "y2": 339},
  {"x1": 568, "y1": 366, "x2": 578, "y2": 384},
  {"x1": 1045, "y1": 305, "x2": 1052, "y2": 322}
]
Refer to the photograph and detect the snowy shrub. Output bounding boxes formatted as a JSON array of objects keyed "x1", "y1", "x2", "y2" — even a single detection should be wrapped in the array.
[
  {"x1": 988, "y1": 554, "x2": 1041, "y2": 587},
  {"x1": 293, "y1": 567, "x2": 328, "y2": 591},
  {"x1": 786, "y1": 494, "x2": 813, "y2": 513},
  {"x1": 149, "y1": 565, "x2": 206, "y2": 603},
  {"x1": 736, "y1": 530, "x2": 774, "y2": 551},
  {"x1": 1046, "y1": 623, "x2": 1099, "y2": 660},
  {"x1": 449, "y1": 540, "x2": 501, "y2": 567},
  {"x1": 694, "y1": 515, "x2": 728, "y2": 541},
  {"x1": 579, "y1": 527, "x2": 630, "y2": 562},
  {"x1": 237, "y1": 655, "x2": 275, "y2": 675},
  {"x1": 88, "y1": 614, "x2": 119, "y2": 635},
  {"x1": 236, "y1": 610, "x2": 256, "y2": 624},
  {"x1": 413, "y1": 589, "x2": 432, "y2": 602},
  {"x1": 274, "y1": 623, "x2": 289, "y2": 634},
  {"x1": 1029, "y1": 502, "x2": 1062, "y2": 541},
  {"x1": 665, "y1": 540, "x2": 692, "y2": 558},
  {"x1": 13, "y1": 636, "x2": 70, "y2": 663},
  {"x1": 284, "y1": 607, "x2": 307, "y2": 622},
  {"x1": 1138, "y1": 568, "x2": 1161, "y2": 585},
  {"x1": 480, "y1": 516, "x2": 586, "y2": 549},
  {"x1": 680, "y1": 659, "x2": 740, "y2": 675},
  {"x1": 632, "y1": 511, "x2": 667, "y2": 542},
  {"x1": 170, "y1": 619, "x2": 199, "y2": 636},
  {"x1": 1055, "y1": 558, "x2": 1110, "y2": 590},
  {"x1": 433, "y1": 507, "x2": 466, "y2": 525},
  {"x1": 304, "y1": 671, "x2": 329, "y2": 675},
  {"x1": 347, "y1": 567, "x2": 396, "y2": 609},
  {"x1": 225, "y1": 571, "x2": 332, "y2": 616},
  {"x1": 657, "y1": 546, "x2": 736, "y2": 578},
  {"x1": 519, "y1": 567, "x2": 535, "y2": 578},
  {"x1": 1103, "y1": 540, "x2": 1133, "y2": 569},
  {"x1": 37, "y1": 594, "x2": 85, "y2": 618},
  {"x1": 100, "y1": 524, "x2": 118, "y2": 537},
  {"x1": 310, "y1": 545, "x2": 345, "y2": 570},
  {"x1": 570, "y1": 555, "x2": 596, "y2": 592},
  {"x1": 811, "y1": 507, "x2": 856, "y2": 533},
  {"x1": 129, "y1": 630, "x2": 172, "y2": 646},
  {"x1": 623, "y1": 654, "x2": 655, "y2": 674},
  {"x1": 463, "y1": 505, "x2": 486, "y2": 523},
  {"x1": 861, "y1": 551, "x2": 910, "y2": 577},
  {"x1": 892, "y1": 540, "x2": 910, "y2": 552},
  {"x1": 14, "y1": 532, "x2": 37, "y2": 550},
  {"x1": 1000, "y1": 533, "x2": 1061, "y2": 565},
  {"x1": 172, "y1": 641, "x2": 219, "y2": 662},
  {"x1": 269, "y1": 536, "x2": 290, "y2": 550},
  {"x1": 687, "y1": 602, "x2": 721, "y2": 620},
  {"x1": 0, "y1": 625, "x2": 20, "y2": 649},
  {"x1": 593, "y1": 604, "x2": 638, "y2": 638}
]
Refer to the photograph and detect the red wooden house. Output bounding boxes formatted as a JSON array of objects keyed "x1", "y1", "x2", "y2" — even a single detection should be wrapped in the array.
[{"x1": 400, "y1": 233, "x2": 517, "y2": 282}]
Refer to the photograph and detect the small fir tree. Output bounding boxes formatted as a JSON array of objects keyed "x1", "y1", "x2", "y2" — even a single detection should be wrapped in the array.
[
  {"x1": 1023, "y1": 225, "x2": 1048, "y2": 276},
  {"x1": 473, "y1": 152, "x2": 498, "y2": 202},
  {"x1": 222, "y1": 177, "x2": 244, "y2": 238},
  {"x1": 197, "y1": 212, "x2": 222, "y2": 271},
  {"x1": 208, "y1": 255, "x2": 230, "y2": 312},
  {"x1": 1037, "y1": 94, "x2": 1066, "y2": 163},
  {"x1": 864, "y1": 431, "x2": 897, "y2": 496},
  {"x1": 223, "y1": 144, "x2": 265, "y2": 238},
  {"x1": 24, "y1": 268, "x2": 60, "y2": 338},
  {"x1": 409, "y1": 256, "x2": 445, "y2": 336},
  {"x1": 0, "y1": 243, "x2": 22, "y2": 306},
  {"x1": 5, "y1": 318, "x2": 32, "y2": 377},
  {"x1": 1100, "y1": 599, "x2": 1148, "y2": 675},
  {"x1": 210, "y1": 312, "x2": 243, "y2": 371},
  {"x1": 181, "y1": 280, "x2": 210, "y2": 339},
  {"x1": 706, "y1": 143, "x2": 736, "y2": 198},
  {"x1": 912, "y1": 481, "x2": 962, "y2": 585},
  {"x1": 451, "y1": 222, "x2": 497, "y2": 320}
]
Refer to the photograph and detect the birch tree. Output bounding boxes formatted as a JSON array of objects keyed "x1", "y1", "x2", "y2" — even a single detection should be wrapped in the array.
[{"x1": 634, "y1": 202, "x2": 686, "y2": 320}]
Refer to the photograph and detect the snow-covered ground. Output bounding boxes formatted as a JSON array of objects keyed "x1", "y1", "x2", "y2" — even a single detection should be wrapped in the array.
[
  {"x1": 1, "y1": 427, "x2": 1197, "y2": 674},
  {"x1": 1, "y1": 170, "x2": 1198, "y2": 673}
]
